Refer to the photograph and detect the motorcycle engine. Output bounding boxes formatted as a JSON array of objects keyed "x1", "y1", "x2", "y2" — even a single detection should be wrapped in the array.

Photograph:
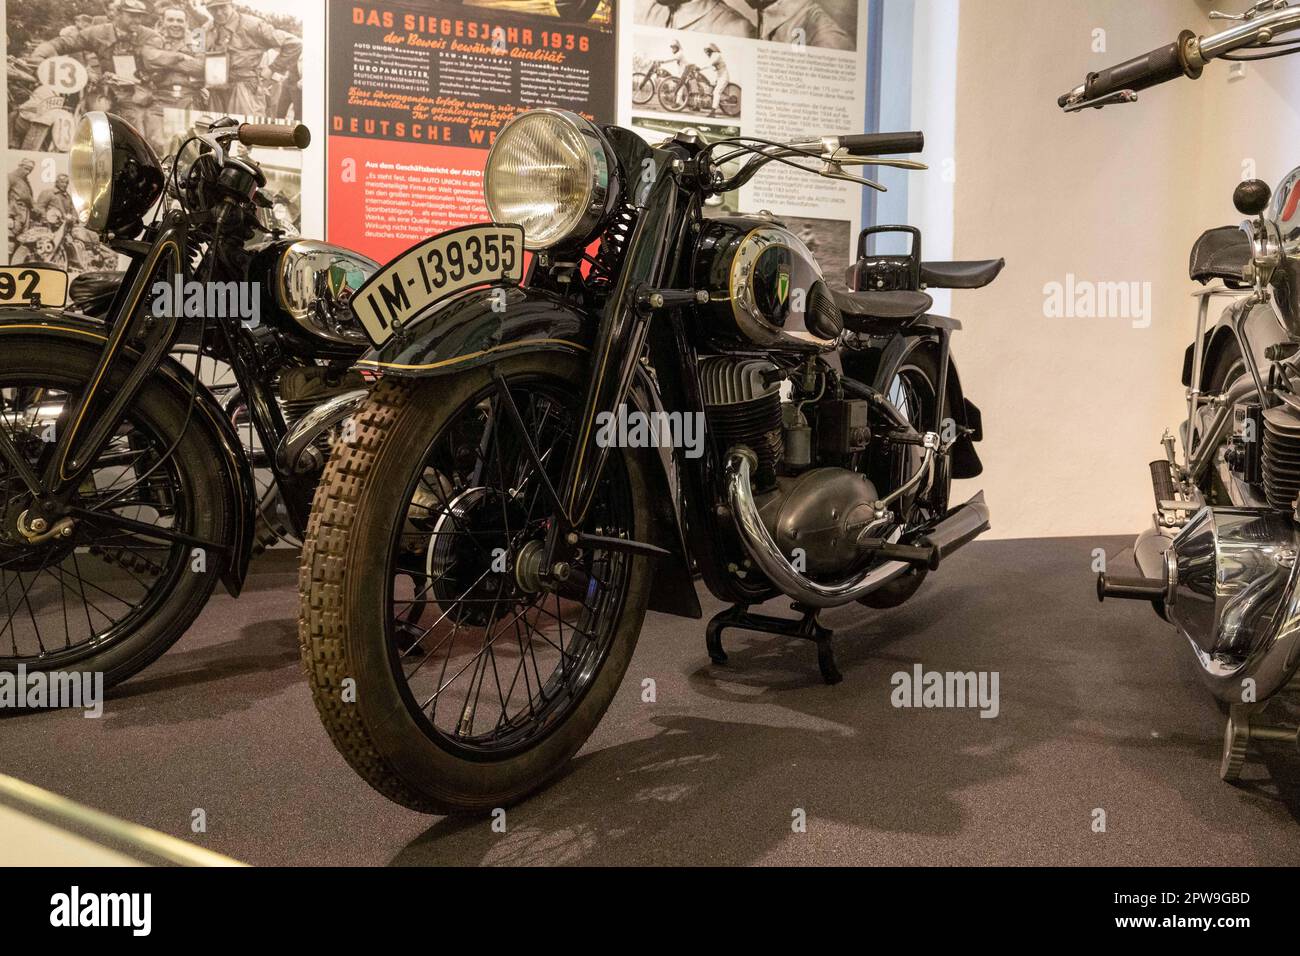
[
  {"x1": 700, "y1": 355, "x2": 883, "y2": 575},
  {"x1": 1261, "y1": 404, "x2": 1300, "y2": 510}
]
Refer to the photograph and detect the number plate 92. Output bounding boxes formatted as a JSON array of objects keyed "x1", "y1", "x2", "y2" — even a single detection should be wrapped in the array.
[
  {"x1": 0, "y1": 266, "x2": 68, "y2": 309},
  {"x1": 355, "y1": 223, "x2": 524, "y2": 346}
]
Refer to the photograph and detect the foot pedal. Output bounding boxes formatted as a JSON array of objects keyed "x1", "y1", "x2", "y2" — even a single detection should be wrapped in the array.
[{"x1": 1149, "y1": 459, "x2": 1177, "y2": 511}]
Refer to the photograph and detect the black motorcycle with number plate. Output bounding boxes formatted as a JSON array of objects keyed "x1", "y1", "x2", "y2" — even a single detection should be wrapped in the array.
[
  {"x1": 299, "y1": 108, "x2": 999, "y2": 813},
  {"x1": 0, "y1": 112, "x2": 377, "y2": 691},
  {"x1": 1060, "y1": 0, "x2": 1300, "y2": 784}
]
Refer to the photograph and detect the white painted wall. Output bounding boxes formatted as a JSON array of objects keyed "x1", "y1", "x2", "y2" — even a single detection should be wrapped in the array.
[{"x1": 943, "y1": 0, "x2": 1253, "y2": 539}]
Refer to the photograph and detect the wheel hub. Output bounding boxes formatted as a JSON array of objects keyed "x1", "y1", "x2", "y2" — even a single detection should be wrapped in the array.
[{"x1": 425, "y1": 486, "x2": 533, "y2": 626}]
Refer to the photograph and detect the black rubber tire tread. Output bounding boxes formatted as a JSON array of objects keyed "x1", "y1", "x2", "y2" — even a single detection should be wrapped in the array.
[{"x1": 299, "y1": 353, "x2": 652, "y2": 814}]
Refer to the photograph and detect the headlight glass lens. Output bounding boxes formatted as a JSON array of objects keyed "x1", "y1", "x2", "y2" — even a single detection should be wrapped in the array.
[
  {"x1": 69, "y1": 112, "x2": 114, "y2": 231},
  {"x1": 484, "y1": 111, "x2": 605, "y2": 250}
]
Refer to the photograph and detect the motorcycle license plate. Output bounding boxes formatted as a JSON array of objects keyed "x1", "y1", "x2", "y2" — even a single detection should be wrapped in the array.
[
  {"x1": 354, "y1": 223, "x2": 524, "y2": 346},
  {"x1": 0, "y1": 266, "x2": 67, "y2": 309}
]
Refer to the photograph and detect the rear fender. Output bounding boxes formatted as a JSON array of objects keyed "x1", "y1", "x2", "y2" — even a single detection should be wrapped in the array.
[
  {"x1": 843, "y1": 331, "x2": 983, "y2": 479},
  {"x1": 1183, "y1": 300, "x2": 1281, "y2": 392}
]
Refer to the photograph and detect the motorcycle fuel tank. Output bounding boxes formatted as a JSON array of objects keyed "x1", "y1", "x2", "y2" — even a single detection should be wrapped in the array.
[
  {"x1": 692, "y1": 215, "x2": 839, "y2": 352},
  {"x1": 255, "y1": 239, "x2": 378, "y2": 359}
]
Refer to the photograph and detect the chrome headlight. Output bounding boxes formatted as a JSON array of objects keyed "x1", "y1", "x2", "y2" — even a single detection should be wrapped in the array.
[
  {"x1": 483, "y1": 109, "x2": 616, "y2": 250},
  {"x1": 68, "y1": 111, "x2": 163, "y2": 237},
  {"x1": 69, "y1": 112, "x2": 114, "y2": 231}
]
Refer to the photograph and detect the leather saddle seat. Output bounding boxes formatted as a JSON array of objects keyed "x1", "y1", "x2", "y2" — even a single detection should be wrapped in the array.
[
  {"x1": 921, "y1": 258, "x2": 1005, "y2": 289},
  {"x1": 1188, "y1": 226, "x2": 1250, "y2": 287},
  {"x1": 68, "y1": 270, "x2": 124, "y2": 313},
  {"x1": 830, "y1": 287, "x2": 934, "y2": 333}
]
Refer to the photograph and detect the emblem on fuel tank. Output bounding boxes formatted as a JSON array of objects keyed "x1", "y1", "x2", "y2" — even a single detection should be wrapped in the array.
[{"x1": 776, "y1": 267, "x2": 790, "y2": 308}]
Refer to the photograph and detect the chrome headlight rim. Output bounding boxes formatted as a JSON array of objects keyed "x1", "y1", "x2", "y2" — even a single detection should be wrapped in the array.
[
  {"x1": 70, "y1": 111, "x2": 114, "y2": 232},
  {"x1": 483, "y1": 108, "x2": 616, "y2": 252}
]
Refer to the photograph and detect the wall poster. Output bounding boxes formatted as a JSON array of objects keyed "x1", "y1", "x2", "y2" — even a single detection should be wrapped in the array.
[
  {"x1": 327, "y1": 0, "x2": 618, "y2": 264},
  {"x1": 0, "y1": 1, "x2": 872, "y2": 287},
  {"x1": 3, "y1": 0, "x2": 318, "y2": 278}
]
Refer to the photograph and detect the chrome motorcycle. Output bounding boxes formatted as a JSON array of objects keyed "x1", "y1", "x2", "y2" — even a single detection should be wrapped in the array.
[
  {"x1": 1061, "y1": 1, "x2": 1300, "y2": 781},
  {"x1": 0, "y1": 113, "x2": 376, "y2": 691},
  {"x1": 300, "y1": 109, "x2": 999, "y2": 812}
]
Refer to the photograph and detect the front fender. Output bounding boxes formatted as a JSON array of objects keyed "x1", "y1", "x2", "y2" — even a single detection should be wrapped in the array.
[
  {"x1": 354, "y1": 289, "x2": 699, "y2": 617},
  {"x1": 0, "y1": 309, "x2": 257, "y2": 597},
  {"x1": 355, "y1": 285, "x2": 593, "y2": 377}
]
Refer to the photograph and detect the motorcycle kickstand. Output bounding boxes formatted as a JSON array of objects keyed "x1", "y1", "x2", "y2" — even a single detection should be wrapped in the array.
[{"x1": 704, "y1": 602, "x2": 842, "y2": 685}]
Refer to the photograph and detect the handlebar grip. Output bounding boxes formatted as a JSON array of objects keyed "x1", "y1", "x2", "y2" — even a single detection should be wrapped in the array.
[
  {"x1": 1071, "y1": 30, "x2": 1202, "y2": 105},
  {"x1": 237, "y1": 123, "x2": 310, "y2": 149},
  {"x1": 838, "y1": 131, "x2": 924, "y2": 156}
]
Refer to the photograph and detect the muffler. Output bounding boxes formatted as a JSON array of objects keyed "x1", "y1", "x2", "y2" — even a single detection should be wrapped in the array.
[
  {"x1": 1099, "y1": 506, "x2": 1300, "y2": 703},
  {"x1": 723, "y1": 447, "x2": 990, "y2": 609},
  {"x1": 275, "y1": 389, "x2": 369, "y2": 474}
]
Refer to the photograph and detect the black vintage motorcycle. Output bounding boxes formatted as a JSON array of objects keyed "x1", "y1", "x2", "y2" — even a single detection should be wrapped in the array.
[
  {"x1": 1060, "y1": 0, "x2": 1300, "y2": 781},
  {"x1": 299, "y1": 109, "x2": 999, "y2": 812},
  {"x1": 0, "y1": 112, "x2": 376, "y2": 690}
]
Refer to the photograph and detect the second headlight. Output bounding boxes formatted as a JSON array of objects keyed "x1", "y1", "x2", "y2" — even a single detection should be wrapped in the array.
[{"x1": 483, "y1": 109, "x2": 616, "y2": 251}]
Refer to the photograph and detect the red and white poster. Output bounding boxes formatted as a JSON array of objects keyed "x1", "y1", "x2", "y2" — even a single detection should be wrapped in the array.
[{"x1": 327, "y1": 0, "x2": 617, "y2": 264}]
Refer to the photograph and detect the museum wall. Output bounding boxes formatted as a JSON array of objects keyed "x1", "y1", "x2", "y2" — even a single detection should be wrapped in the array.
[{"x1": 945, "y1": 0, "x2": 1297, "y2": 539}]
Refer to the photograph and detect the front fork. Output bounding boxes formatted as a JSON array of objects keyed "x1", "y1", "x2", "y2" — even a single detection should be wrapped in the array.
[
  {"x1": 0, "y1": 215, "x2": 218, "y2": 553},
  {"x1": 509, "y1": 154, "x2": 685, "y2": 584}
]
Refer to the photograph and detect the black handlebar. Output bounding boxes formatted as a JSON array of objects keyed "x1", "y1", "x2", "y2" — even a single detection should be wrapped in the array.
[
  {"x1": 237, "y1": 123, "x2": 311, "y2": 149},
  {"x1": 1059, "y1": 30, "x2": 1202, "y2": 107},
  {"x1": 839, "y1": 131, "x2": 924, "y2": 156}
]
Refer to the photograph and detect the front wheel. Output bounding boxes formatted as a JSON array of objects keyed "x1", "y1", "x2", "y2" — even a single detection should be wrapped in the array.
[
  {"x1": 0, "y1": 335, "x2": 227, "y2": 688},
  {"x1": 631, "y1": 72, "x2": 655, "y2": 105},
  {"x1": 299, "y1": 353, "x2": 653, "y2": 813},
  {"x1": 658, "y1": 75, "x2": 687, "y2": 112}
]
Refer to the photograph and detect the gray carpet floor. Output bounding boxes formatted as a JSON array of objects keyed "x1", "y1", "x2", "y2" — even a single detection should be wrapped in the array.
[{"x1": 3, "y1": 535, "x2": 1300, "y2": 866}]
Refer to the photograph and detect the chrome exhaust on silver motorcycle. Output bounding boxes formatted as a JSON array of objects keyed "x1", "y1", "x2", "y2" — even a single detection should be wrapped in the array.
[
  {"x1": 1099, "y1": 506, "x2": 1300, "y2": 703},
  {"x1": 724, "y1": 446, "x2": 990, "y2": 609}
]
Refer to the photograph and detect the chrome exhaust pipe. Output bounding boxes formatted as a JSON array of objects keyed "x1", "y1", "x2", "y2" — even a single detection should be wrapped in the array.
[
  {"x1": 1101, "y1": 506, "x2": 1300, "y2": 704},
  {"x1": 723, "y1": 447, "x2": 990, "y2": 609},
  {"x1": 275, "y1": 389, "x2": 369, "y2": 475},
  {"x1": 724, "y1": 448, "x2": 909, "y2": 608}
]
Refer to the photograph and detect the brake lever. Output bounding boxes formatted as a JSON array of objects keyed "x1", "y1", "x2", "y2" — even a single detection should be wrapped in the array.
[
  {"x1": 1210, "y1": 0, "x2": 1289, "y2": 21},
  {"x1": 1063, "y1": 88, "x2": 1139, "y2": 112},
  {"x1": 822, "y1": 150, "x2": 928, "y2": 171},
  {"x1": 817, "y1": 161, "x2": 887, "y2": 191}
]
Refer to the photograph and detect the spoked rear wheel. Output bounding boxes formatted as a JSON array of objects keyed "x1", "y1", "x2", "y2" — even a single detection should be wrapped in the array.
[
  {"x1": 860, "y1": 348, "x2": 951, "y2": 609},
  {"x1": 300, "y1": 353, "x2": 652, "y2": 813}
]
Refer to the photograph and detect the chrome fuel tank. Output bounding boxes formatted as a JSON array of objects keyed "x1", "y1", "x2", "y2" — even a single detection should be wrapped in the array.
[
  {"x1": 692, "y1": 215, "x2": 838, "y2": 352},
  {"x1": 256, "y1": 239, "x2": 378, "y2": 359}
]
